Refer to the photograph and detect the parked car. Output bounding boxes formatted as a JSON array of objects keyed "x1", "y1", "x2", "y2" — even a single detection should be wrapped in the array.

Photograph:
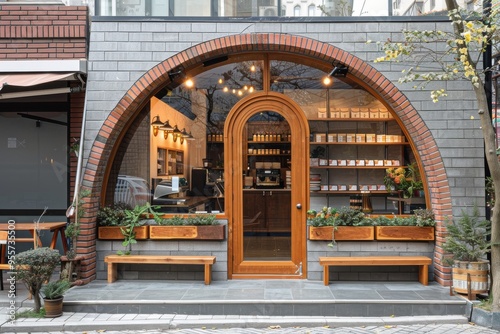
[{"x1": 114, "y1": 175, "x2": 151, "y2": 207}]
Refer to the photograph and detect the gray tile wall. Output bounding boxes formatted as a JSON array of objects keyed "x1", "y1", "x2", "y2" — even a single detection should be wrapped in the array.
[{"x1": 86, "y1": 19, "x2": 484, "y2": 282}]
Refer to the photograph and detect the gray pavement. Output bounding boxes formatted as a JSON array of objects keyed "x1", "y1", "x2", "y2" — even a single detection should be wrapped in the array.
[{"x1": 1, "y1": 278, "x2": 497, "y2": 333}]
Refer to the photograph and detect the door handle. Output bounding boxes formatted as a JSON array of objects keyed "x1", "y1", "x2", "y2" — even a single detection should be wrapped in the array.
[{"x1": 296, "y1": 203, "x2": 302, "y2": 209}]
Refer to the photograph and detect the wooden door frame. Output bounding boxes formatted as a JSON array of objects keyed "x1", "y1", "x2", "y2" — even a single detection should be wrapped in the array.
[{"x1": 224, "y1": 91, "x2": 310, "y2": 279}]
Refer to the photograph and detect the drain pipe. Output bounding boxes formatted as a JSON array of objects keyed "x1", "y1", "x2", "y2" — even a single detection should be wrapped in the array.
[{"x1": 66, "y1": 87, "x2": 88, "y2": 220}]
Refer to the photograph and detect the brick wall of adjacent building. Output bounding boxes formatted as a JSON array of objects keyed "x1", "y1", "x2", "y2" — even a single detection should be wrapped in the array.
[{"x1": 0, "y1": 5, "x2": 87, "y2": 59}]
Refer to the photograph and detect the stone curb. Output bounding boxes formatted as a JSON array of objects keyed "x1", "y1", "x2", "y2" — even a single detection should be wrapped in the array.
[{"x1": 0, "y1": 315, "x2": 469, "y2": 332}]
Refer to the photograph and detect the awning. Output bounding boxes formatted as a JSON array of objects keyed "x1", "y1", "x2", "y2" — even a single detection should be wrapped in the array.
[{"x1": 0, "y1": 73, "x2": 77, "y2": 90}]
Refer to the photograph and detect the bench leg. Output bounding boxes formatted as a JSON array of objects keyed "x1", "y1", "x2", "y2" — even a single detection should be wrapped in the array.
[
  {"x1": 107, "y1": 263, "x2": 117, "y2": 283},
  {"x1": 418, "y1": 265, "x2": 429, "y2": 285},
  {"x1": 323, "y1": 265, "x2": 330, "y2": 286},
  {"x1": 204, "y1": 264, "x2": 212, "y2": 285}
]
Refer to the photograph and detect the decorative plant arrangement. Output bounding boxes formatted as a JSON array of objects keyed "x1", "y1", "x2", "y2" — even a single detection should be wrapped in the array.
[
  {"x1": 307, "y1": 207, "x2": 436, "y2": 243},
  {"x1": 384, "y1": 163, "x2": 423, "y2": 198},
  {"x1": 118, "y1": 203, "x2": 162, "y2": 255},
  {"x1": 150, "y1": 214, "x2": 225, "y2": 240}
]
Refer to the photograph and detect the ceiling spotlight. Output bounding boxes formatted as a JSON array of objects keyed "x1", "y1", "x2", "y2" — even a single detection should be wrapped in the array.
[
  {"x1": 323, "y1": 76, "x2": 333, "y2": 86},
  {"x1": 327, "y1": 64, "x2": 349, "y2": 78},
  {"x1": 184, "y1": 78, "x2": 194, "y2": 88}
]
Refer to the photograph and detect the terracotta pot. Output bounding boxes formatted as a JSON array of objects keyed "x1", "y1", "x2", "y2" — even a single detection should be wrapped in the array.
[{"x1": 44, "y1": 297, "x2": 63, "y2": 318}]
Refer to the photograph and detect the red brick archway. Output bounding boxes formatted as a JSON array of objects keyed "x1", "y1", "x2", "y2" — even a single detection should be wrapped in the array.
[{"x1": 78, "y1": 33, "x2": 452, "y2": 285}]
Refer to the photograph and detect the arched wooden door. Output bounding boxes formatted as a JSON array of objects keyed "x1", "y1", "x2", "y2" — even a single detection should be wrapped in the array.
[{"x1": 225, "y1": 92, "x2": 309, "y2": 279}]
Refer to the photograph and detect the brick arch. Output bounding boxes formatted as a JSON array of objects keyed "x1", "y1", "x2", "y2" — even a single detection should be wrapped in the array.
[{"x1": 80, "y1": 33, "x2": 452, "y2": 285}]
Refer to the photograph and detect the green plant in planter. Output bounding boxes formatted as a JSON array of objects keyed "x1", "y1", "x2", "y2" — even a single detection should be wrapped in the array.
[
  {"x1": 118, "y1": 203, "x2": 161, "y2": 255},
  {"x1": 15, "y1": 247, "x2": 61, "y2": 312},
  {"x1": 333, "y1": 207, "x2": 371, "y2": 226},
  {"x1": 96, "y1": 202, "x2": 131, "y2": 227},
  {"x1": 306, "y1": 207, "x2": 337, "y2": 227},
  {"x1": 413, "y1": 208, "x2": 436, "y2": 227},
  {"x1": 42, "y1": 280, "x2": 71, "y2": 300},
  {"x1": 186, "y1": 214, "x2": 219, "y2": 226},
  {"x1": 158, "y1": 215, "x2": 185, "y2": 226},
  {"x1": 442, "y1": 205, "x2": 491, "y2": 265},
  {"x1": 159, "y1": 214, "x2": 220, "y2": 226}
]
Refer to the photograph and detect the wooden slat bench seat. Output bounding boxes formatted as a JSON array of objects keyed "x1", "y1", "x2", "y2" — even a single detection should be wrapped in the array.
[
  {"x1": 104, "y1": 255, "x2": 216, "y2": 285},
  {"x1": 319, "y1": 256, "x2": 432, "y2": 286}
]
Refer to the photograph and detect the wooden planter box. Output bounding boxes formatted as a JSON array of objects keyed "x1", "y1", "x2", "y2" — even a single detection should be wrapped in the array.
[
  {"x1": 149, "y1": 225, "x2": 226, "y2": 240},
  {"x1": 308, "y1": 226, "x2": 374, "y2": 241},
  {"x1": 375, "y1": 226, "x2": 435, "y2": 241},
  {"x1": 98, "y1": 226, "x2": 149, "y2": 240}
]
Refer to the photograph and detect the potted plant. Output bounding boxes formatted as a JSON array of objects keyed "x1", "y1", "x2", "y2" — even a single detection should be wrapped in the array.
[
  {"x1": 116, "y1": 203, "x2": 162, "y2": 255},
  {"x1": 97, "y1": 202, "x2": 148, "y2": 240},
  {"x1": 42, "y1": 279, "x2": 71, "y2": 318},
  {"x1": 384, "y1": 163, "x2": 423, "y2": 198},
  {"x1": 149, "y1": 214, "x2": 225, "y2": 240},
  {"x1": 374, "y1": 208, "x2": 436, "y2": 241},
  {"x1": 15, "y1": 247, "x2": 61, "y2": 313},
  {"x1": 442, "y1": 205, "x2": 491, "y2": 298},
  {"x1": 307, "y1": 207, "x2": 375, "y2": 243}
]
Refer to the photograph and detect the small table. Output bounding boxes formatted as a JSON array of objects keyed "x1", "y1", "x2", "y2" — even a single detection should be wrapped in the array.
[{"x1": 0, "y1": 222, "x2": 68, "y2": 263}]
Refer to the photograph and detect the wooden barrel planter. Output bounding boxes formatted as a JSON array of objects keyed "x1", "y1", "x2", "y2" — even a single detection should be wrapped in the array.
[{"x1": 452, "y1": 260, "x2": 489, "y2": 297}]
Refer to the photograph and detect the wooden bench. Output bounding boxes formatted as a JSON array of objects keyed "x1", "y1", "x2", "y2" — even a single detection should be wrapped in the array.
[
  {"x1": 104, "y1": 255, "x2": 217, "y2": 285},
  {"x1": 319, "y1": 256, "x2": 432, "y2": 286}
]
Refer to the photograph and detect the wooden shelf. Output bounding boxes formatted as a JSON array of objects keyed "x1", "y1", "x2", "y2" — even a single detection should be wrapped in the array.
[
  {"x1": 311, "y1": 166, "x2": 404, "y2": 169},
  {"x1": 309, "y1": 118, "x2": 396, "y2": 122},
  {"x1": 311, "y1": 141, "x2": 409, "y2": 145}
]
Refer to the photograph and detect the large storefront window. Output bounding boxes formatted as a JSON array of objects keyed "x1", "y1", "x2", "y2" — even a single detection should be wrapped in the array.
[{"x1": 111, "y1": 56, "x2": 423, "y2": 216}]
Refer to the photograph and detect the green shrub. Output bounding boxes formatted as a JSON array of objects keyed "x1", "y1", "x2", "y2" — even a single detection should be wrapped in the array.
[
  {"x1": 42, "y1": 280, "x2": 71, "y2": 300},
  {"x1": 16, "y1": 248, "x2": 61, "y2": 312},
  {"x1": 97, "y1": 202, "x2": 131, "y2": 226}
]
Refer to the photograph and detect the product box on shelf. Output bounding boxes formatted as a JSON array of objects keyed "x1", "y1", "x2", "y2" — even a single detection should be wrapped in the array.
[
  {"x1": 379, "y1": 111, "x2": 388, "y2": 118},
  {"x1": 321, "y1": 185, "x2": 329, "y2": 191},
  {"x1": 347, "y1": 160, "x2": 356, "y2": 166},
  {"x1": 360, "y1": 108, "x2": 370, "y2": 119},
  {"x1": 366, "y1": 160, "x2": 375, "y2": 166},
  {"x1": 338, "y1": 185, "x2": 347, "y2": 191},
  {"x1": 376, "y1": 134, "x2": 386, "y2": 142},
  {"x1": 370, "y1": 110, "x2": 380, "y2": 118},
  {"x1": 329, "y1": 159, "x2": 337, "y2": 166},
  {"x1": 349, "y1": 185, "x2": 358, "y2": 191},
  {"x1": 369, "y1": 185, "x2": 378, "y2": 191},
  {"x1": 330, "y1": 109, "x2": 341, "y2": 118},
  {"x1": 359, "y1": 185, "x2": 369, "y2": 191},
  {"x1": 340, "y1": 109, "x2": 350, "y2": 118},
  {"x1": 337, "y1": 134, "x2": 346, "y2": 142},
  {"x1": 338, "y1": 160, "x2": 347, "y2": 166},
  {"x1": 310, "y1": 158, "x2": 319, "y2": 167},
  {"x1": 346, "y1": 133, "x2": 355, "y2": 142},
  {"x1": 351, "y1": 109, "x2": 360, "y2": 118},
  {"x1": 356, "y1": 160, "x2": 365, "y2": 166},
  {"x1": 366, "y1": 134, "x2": 376, "y2": 142},
  {"x1": 392, "y1": 160, "x2": 400, "y2": 166},
  {"x1": 330, "y1": 185, "x2": 338, "y2": 191},
  {"x1": 315, "y1": 133, "x2": 326, "y2": 142},
  {"x1": 317, "y1": 108, "x2": 327, "y2": 118},
  {"x1": 384, "y1": 160, "x2": 393, "y2": 166},
  {"x1": 319, "y1": 159, "x2": 328, "y2": 166},
  {"x1": 356, "y1": 134, "x2": 366, "y2": 142},
  {"x1": 378, "y1": 185, "x2": 387, "y2": 191},
  {"x1": 374, "y1": 160, "x2": 384, "y2": 166},
  {"x1": 327, "y1": 133, "x2": 337, "y2": 142}
]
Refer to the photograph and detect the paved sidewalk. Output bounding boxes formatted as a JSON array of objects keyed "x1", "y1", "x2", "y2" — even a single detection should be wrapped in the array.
[{"x1": 0, "y1": 315, "x2": 497, "y2": 334}]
